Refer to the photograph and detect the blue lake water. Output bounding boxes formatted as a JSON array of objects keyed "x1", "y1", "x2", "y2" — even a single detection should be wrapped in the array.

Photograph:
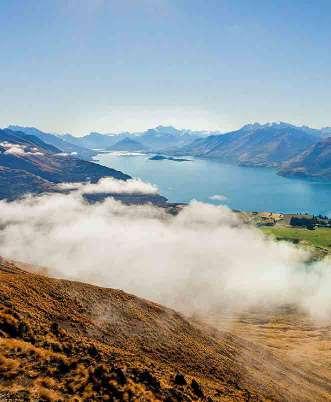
[{"x1": 96, "y1": 153, "x2": 331, "y2": 216}]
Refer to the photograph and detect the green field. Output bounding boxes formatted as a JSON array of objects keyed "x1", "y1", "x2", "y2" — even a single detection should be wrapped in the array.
[{"x1": 261, "y1": 226, "x2": 331, "y2": 254}]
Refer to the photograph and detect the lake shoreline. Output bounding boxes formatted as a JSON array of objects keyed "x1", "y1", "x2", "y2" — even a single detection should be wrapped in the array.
[{"x1": 95, "y1": 151, "x2": 331, "y2": 217}]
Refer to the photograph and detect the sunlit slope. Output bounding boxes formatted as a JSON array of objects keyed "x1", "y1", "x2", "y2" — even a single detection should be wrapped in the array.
[{"x1": 0, "y1": 258, "x2": 330, "y2": 400}]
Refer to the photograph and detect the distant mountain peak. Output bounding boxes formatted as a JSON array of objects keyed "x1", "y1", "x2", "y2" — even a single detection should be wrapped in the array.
[
  {"x1": 109, "y1": 137, "x2": 147, "y2": 151},
  {"x1": 116, "y1": 137, "x2": 141, "y2": 144},
  {"x1": 241, "y1": 122, "x2": 263, "y2": 131},
  {"x1": 241, "y1": 121, "x2": 297, "y2": 131}
]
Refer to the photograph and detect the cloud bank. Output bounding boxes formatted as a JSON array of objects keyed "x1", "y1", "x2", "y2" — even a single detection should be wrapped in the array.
[
  {"x1": 0, "y1": 189, "x2": 330, "y2": 320},
  {"x1": 57, "y1": 177, "x2": 159, "y2": 195},
  {"x1": 55, "y1": 152, "x2": 78, "y2": 157}
]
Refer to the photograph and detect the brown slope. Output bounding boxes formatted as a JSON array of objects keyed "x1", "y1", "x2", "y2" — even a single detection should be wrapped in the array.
[
  {"x1": 0, "y1": 150, "x2": 130, "y2": 183},
  {"x1": 0, "y1": 258, "x2": 330, "y2": 401}
]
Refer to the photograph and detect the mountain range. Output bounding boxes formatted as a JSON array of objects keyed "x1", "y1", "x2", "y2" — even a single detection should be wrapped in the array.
[
  {"x1": 4, "y1": 121, "x2": 331, "y2": 181},
  {"x1": 172, "y1": 122, "x2": 331, "y2": 180},
  {"x1": 63, "y1": 122, "x2": 331, "y2": 180},
  {"x1": 63, "y1": 131, "x2": 125, "y2": 150},
  {"x1": 8, "y1": 125, "x2": 97, "y2": 161},
  {"x1": 63, "y1": 125, "x2": 213, "y2": 151},
  {"x1": 175, "y1": 122, "x2": 318, "y2": 165}
]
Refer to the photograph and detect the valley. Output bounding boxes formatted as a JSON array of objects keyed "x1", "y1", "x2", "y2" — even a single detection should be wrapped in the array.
[
  {"x1": 13, "y1": 122, "x2": 331, "y2": 181},
  {"x1": 96, "y1": 151, "x2": 331, "y2": 216},
  {"x1": 2, "y1": 3, "x2": 331, "y2": 400},
  {"x1": 0, "y1": 124, "x2": 330, "y2": 402}
]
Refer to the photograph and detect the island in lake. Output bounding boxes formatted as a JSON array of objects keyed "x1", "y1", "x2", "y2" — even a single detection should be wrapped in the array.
[{"x1": 149, "y1": 154, "x2": 190, "y2": 162}]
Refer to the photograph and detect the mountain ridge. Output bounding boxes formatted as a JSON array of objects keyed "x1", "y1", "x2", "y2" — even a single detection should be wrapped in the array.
[
  {"x1": 0, "y1": 129, "x2": 130, "y2": 200},
  {"x1": 8, "y1": 125, "x2": 97, "y2": 160},
  {"x1": 63, "y1": 126, "x2": 212, "y2": 151},
  {"x1": 175, "y1": 123, "x2": 319, "y2": 167},
  {"x1": 6, "y1": 122, "x2": 331, "y2": 181}
]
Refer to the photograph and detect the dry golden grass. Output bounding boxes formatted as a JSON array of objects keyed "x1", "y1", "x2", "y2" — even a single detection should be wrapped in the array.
[
  {"x1": 203, "y1": 306, "x2": 331, "y2": 401},
  {"x1": 0, "y1": 258, "x2": 330, "y2": 401}
]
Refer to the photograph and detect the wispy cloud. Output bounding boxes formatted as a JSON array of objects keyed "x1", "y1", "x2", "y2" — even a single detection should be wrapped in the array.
[{"x1": 209, "y1": 194, "x2": 228, "y2": 202}]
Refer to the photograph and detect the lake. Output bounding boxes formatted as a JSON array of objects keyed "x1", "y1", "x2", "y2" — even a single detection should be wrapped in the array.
[{"x1": 96, "y1": 152, "x2": 331, "y2": 216}]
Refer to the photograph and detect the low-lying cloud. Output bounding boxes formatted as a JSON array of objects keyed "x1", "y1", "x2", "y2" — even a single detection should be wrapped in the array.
[
  {"x1": 0, "y1": 141, "x2": 43, "y2": 156},
  {"x1": 57, "y1": 177, "x2": 159, "y2": 195},
  {"x1": 55, "y1": 152, "x2": 78, "y2": 157},
  {"x1": 0, "y1": 187, "x2": 330, "y2": 320}
]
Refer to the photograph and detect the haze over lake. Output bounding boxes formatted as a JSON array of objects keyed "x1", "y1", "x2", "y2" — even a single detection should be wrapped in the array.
[{"x1": 96, "y1": 153, "x2": 331, "y2": 216}]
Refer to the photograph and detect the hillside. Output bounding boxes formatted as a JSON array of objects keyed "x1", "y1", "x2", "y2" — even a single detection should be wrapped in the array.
[
  {"x1": 279, "y1": 137, "x2": 331, "y2": 180},
  {"x1": 7, "y1": 123, "x2": 330, "y2": 178},
  {"x1": 0, "y1": 258, "x2": 330, "y2": 401},
  {"x1": 0, "y1": 129, "x2": 170, "y2": 205},
  {"x1": 0, "y1": 129, "x2": 60, "y2": 154},
  {"x1": 177, "y1": 123, "x2": 318, "y2": 167},
  {"x1": 8, "y1": 126, "x2": 96, "y2": 160},
  {"x1": 0, "y1": 166, "x2": 55, "y2": 200},
  {"x1": 0, "y1": 129, "x2": 130, "y2": 200}
]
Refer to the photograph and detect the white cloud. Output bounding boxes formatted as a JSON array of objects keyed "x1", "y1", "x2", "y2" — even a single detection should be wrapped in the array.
[
  {"x1": 57, "y1": 177, "x2": 159, "y2": 195},
  {"x1": 0, "y1": 193, "x2": 330, "y2": 321},
  {"x1": 0, "y1": 142, "x2": 43, "y2": 156},
  {"x1": 55, "y1": 152, "x2": 70, "y2": 157},
  {"x1": 209, "y1": 194, "x2": 228, "y2": 202},
  {"x1": 55, "y1": 152, "x2": 78, "y2": 157}
]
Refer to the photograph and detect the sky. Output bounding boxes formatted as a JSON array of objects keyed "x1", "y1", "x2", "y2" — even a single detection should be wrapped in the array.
[{"x1": 0, "y1": 0, "x2": 330, "y2": 136}]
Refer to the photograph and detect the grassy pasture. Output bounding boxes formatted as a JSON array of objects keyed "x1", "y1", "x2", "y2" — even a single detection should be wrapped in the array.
[{"x1": 261, "y1": 226, "x2": 331, "y2": 254}]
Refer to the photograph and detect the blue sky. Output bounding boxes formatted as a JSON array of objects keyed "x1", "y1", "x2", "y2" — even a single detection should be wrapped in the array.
[{"x1": 0, "y1": 0, "x2": 330, "y2": 135}]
